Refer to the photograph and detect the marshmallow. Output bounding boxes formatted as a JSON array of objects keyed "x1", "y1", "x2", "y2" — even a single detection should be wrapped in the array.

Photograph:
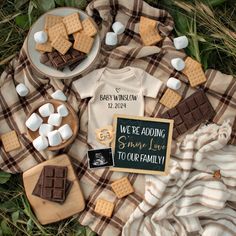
[
  {"x1": 16, "y1": 83, "x2": 29, "y2": 97},
  {"x1": 33, "y1": 135, "x2": 48, "y2": 151},
  {"x1": 51, "y1": 90, "x2": 67, "y2": 101},
  {"x1": 25, "y1": 113, "x2": 43, "y2": 131},
  {"x1": 57, "y1": 104, "x2": 69, "y2": 117},
  {"x1": 48, "y1": 113, "x2": 62, "y2": 127},
  {"x1": 173, "y1": 36, "x2": 188, "y2": 50},
  {"x1": 38, "y1": 103, "x2": 54, "y2": 117},
  {"x1": 34, "y1": 31, "x2": 48, "y2": 44},
  {"x1": 105, "y1": 32, "x2": 118, "y2": 46},
  {"x1": 112, "y1": 22, "x2": 125, "y2": 35},
  {"x1": 171, "y1": 58, "x2": 185, "y2": 71},
  {"x1": 167, "y1": 77, "x2": 182, "y2": 90},
  {"x1": 58, "y1": 124, "x2": 73, "y2": 140},
  {"x1": 39, "y1": 123, "x2": 54, "y2": 137},
  {"x1": 48, "y1": 130, "x2": 62, "y2": 146}
]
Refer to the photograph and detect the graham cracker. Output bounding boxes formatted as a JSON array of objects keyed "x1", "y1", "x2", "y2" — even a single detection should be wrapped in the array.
[
  {"x1": 81, "y1": 18, "x2": 97, "y2": 37},
  {"x1": 73, "y1": 32, "x2": 94, "y2": 54},
  {"x1": 111, "y1": 177, "x2": 134, "y2": 199},
  {"x1": 1, "y1": 131, "x2": 21, "y2": 152},
  {"x1": 35, "y1": 42, "x2": 53, "y2": 52},
  {"x1": 44, "y1": 14, "x2": 63, "y2": 31},
  {"x1": 94, "y1": 199, "x2": 114, "y2": 218},
  {"x1": 160, "y1": 88, "x2": 182, "y2": 109},
  {"x1": 182, "y1": 57, "x2": 207, "y2": 87},
  {"x1": 139, "y1": 16, "x2": 157, "y2": 34},
  {"x1": 140, "y1": 26, "x2": 162, "y2": 46},
  {"x1": 62, "y1": 13, "x2": 82, "y2": 35},
  {"x1": 51, "y1": 35, "x2": 72, "y2": 55},
  {"x1": 48, "y1": 23, "x2": 68, "y2": 42}
]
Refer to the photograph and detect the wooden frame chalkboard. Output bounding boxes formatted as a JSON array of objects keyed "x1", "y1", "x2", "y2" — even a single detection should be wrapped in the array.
[{"x1": 111, "y1": 115, "x2": 173, "y2": 175}]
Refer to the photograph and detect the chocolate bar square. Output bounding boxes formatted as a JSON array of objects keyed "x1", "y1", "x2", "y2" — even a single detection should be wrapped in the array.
[
  {"x1": 160, "y1": 90, "x2": 215, "y2": 139},
  {"x1": 32, "y1": 165, "x2": 73, "y2": 204},
  {"x1": 54, "y1": 179, "x2": 64, "y2": 188}
]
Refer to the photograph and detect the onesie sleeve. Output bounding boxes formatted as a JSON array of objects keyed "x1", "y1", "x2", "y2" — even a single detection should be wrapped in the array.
[
  {"x1": 73, "y1": 69, "x2": 102, "y2": 99},
  {"x1": 142, "y1": 71, "x2": 163, "y2": 98}
]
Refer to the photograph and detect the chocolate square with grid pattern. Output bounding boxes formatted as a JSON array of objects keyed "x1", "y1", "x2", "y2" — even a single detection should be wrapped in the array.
[
  {"x1": 40, "y1": 166, "x2": 68, "y2": 203},
  {"x1": 160, "y1": 90, "x2": 215, "y2": 138}
]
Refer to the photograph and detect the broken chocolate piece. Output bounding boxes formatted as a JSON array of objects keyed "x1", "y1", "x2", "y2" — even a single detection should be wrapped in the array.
[{"x1": 40, "y1": 49, "x2": 86, "y2": 71}]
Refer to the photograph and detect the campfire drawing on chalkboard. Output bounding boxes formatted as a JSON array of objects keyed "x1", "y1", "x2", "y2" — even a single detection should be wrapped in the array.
[{"x1": 92, "y1": 153, "x2": 108, "y2": 166}]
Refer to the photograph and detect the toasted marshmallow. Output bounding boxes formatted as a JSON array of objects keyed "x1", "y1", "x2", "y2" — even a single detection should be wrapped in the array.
[
  {"x1": 112, "y1": 22, "x2": 125, "y2": 35},
  {"x1": 38, "y1": 103, "x2": 54, "y2": 117},
  {"x1": 33, "y1": 135, "x2": 48, "y2": 151},
  {"x1": 16, "y1": 83, "x2": 29, "y2": 97},
  {"x1": 25, "y1": 113, "x2": 43, "y2": 131},
  {"x1": 48, "y1": 130, "x2": 62, "y2": 146},
  {"x1": 34, "y1": 31, "x2": 48, "y2": 44},
  {"x1": 171, "y1": 58, "x2": 185, "y2": 71},
  {"x1": 105, "y1": 32, "x2": 118, "y2": 46},
  {"x1": 173, "y1": 36, "x2": 188, "y2": 50},
  {"x1": 58, "y1": 124, "x2": 73, "y2": 140},
  {"x1": 167, "y1": 77, "x2": 182, "y2": 90},
  {"x1": 57, "y1": 104, "x2": 69, "y2": 117},
  {"x1": 39, "y1": 123, "x2": 54, "y2": 137},
  {"x1": 48, "y1": 113, "x2": 62, "y2": 127},
  {"x1": 51, "y1": 90, "x2": 67, "y2": 101}
]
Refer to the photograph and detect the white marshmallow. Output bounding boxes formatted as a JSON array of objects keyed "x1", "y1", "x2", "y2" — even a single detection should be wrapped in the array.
[
  {"x1": 48, "y1": 130, "x2": 62, "y2": 146},
  {"x1": 112, "y1": 22, "x2": 125, "y2": 35},
  {"x1": 171, "y1": 58, "x2": 185, "y2": 71},
  {"x1": 173, "y1": 36, "x2": 188, "y2": 50},
  {"x1": 51, "y1": 90, "x2": 67, "y2": 101},
  {"x1": 38, "y1": 103, "x2": 54, "y2": 117},
  {"x1": 25, "y1": 113, "x2": 43, "y2": 131},
  {"x1": 105, "y1": 32, "x2": 118, "y2": 46},
  {"x1": 16, "y1": 83, "x2": 29, "y2": 97},
  {"x1": 48, "y1": 113, "x2": 62, "y2": 127},
  {"x1": 58, "y1": 124, "x2": 73, "y2": 140},
  {"x1": 39, "y1": 123, "x2": 54, "y2": 137},
  {"x1": 33, "y1": 135, "x2": 48, "y2": 151},
  {"x1": 57, "y1": 104, "x2": 69, "y2": 117},
  {"x1": 34, "y1": 31, "x2": 48, "y2": 44},
  {"x1": 167, "y1": 77, "x2": 182, "y2": 90}
]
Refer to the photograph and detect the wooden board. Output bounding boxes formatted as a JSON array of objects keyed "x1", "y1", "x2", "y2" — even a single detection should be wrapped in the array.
[
  {"x1": 111, "y1": 115, "x2": 173, "y2": 175},
  {"x1": 23, "y1": 154, "x2": 85, "y2": 225},
  {"x1": 27, "y1": 99, "x2": 79, "y2": 151}
]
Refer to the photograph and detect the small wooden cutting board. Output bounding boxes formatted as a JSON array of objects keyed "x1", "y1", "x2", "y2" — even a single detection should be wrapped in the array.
[{"x1": 23, "y1": 154, "x2": 85, "y2": 225}]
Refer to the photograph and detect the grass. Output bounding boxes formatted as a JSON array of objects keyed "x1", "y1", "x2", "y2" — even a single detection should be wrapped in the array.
[{"x1": 0, "y1": 0, "x2": 236, "y2": 235}]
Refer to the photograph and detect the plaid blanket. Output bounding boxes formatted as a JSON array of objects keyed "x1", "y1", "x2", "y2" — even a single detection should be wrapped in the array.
[{"x1": 0, "y1": 0, "x2": 236, "y2": 235}]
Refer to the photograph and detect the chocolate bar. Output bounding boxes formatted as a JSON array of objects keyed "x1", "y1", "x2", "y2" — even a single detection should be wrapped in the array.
[
  {"x1": 32, "y1": 166, "x2": 71, "y2": 203},
  {"x1": 41, "y1": 166, "x2": 67, "y2": 202},
  {"x1": 160, "y1": 90, "x2": 215, "y2": 139},
  {"x1": 40, "y1": 49, "x2": 86, "y2": 71},
  {"x1": 32, "y1": 168, "x2": 73, "y2": 204}
]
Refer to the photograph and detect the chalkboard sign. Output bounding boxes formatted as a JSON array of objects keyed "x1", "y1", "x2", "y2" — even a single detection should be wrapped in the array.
[{"x1": 112, "y1": 115, "x2": 173, "y2": 175}]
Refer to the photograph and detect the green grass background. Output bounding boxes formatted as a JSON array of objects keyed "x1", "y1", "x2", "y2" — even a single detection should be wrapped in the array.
[{"x1": 0, "y1": 0, "x2": 236, "y2": 235}]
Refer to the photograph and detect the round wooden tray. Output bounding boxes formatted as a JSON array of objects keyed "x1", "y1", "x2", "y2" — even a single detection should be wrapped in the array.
[{"x1": 27, "y1": 99, "x2": 79, "y2": 151}]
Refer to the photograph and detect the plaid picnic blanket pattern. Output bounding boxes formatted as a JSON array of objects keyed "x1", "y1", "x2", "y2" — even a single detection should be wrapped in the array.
[{"x1": 0, "y1": 0, "x2": 235, "y2": 235}]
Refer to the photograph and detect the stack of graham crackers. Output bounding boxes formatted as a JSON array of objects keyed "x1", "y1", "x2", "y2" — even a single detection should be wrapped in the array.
[{"x1": 36, "y1": 13, "x2": 98, "y2": 71}]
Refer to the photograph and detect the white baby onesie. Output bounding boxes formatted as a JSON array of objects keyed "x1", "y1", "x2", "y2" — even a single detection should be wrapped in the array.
[{"x1": 73, "y1": 67, "x2": 163, "y2": 148}]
